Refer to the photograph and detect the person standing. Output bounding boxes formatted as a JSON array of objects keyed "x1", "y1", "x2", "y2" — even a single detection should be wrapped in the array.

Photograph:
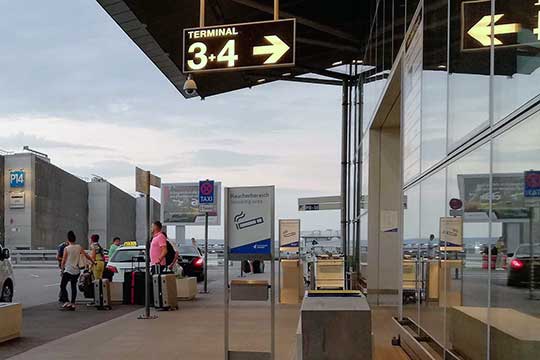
[
  {"x1": 60, "y1": 231, "x2": 94, "y2": 310},
  {"x1": 150, "y1": 221, "x2": 168, "y2": 273},
  {"x1": 108, "y1": 237, "x2": 121, "y2": 259},
  {"x1": 90, "y1": 234, "x2": 105, "y2": 281},
  {"x1": 56, "y1": 239, "x2": 69, "y2": 269}
]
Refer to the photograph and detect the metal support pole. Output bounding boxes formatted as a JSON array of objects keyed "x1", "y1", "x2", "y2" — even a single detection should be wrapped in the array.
[
  {"x1": 529, "y1": 207, "x2": 535, "y2": 300},
  {"x1": 273, "y1": 0, "x2": 279, "y2": 20},
  {"x1": 341, "y1": 79, "x2": 349, "y2": 289},
  {"x1": 204, "y1": 211, "x2": 209, "y2": 293},
  {"x1": 145, "y1": 192, "x2": 151, "y2": 317},
  {"x1": 224, "y1": 188, "x2": 230, "y2": 360},
  {"x1": 270, "y1": 189, "x2": 276, "y2": 360},
  {"x1": 200, "y1": 0, "x2": 206, "y2": 27}
]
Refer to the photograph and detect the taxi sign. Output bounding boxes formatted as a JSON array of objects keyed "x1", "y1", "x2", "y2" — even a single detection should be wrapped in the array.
[
  {"x1": 123, "y1": 241, "x2": 138, "y2": 247},
  {"x1": 183, "y1": 19, "x2": 295, "y2": 73}
]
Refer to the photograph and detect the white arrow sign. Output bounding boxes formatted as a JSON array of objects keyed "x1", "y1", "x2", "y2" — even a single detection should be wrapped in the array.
[
  {"x1": 468, "y1": 14, "x2": 521, "y2": 46},
  {"x1": 253, "y1": 35, "x2": 290, "y2": 64}
]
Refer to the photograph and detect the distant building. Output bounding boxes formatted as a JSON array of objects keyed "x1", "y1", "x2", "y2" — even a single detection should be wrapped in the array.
[
  {"x1": 2, "y1": 152, "x2": 156, "y2": 250},
  {"x1": 3, "y1": 152, "x2": 88, "y2": 249}
]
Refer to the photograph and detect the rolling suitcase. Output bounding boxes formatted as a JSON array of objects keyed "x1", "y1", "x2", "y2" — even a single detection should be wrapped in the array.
[
  {"x1": 94, "y1": 279, "x2": 112, "y2": 310},
  {"x1": 122, "y1": 256, "x2": 151, "y2": 305},
  {"x1": 123, "y1": 271, "x2": 147, "y2": 305},
  {"x1": 153, "y1": 266, "x2": 178, "y2": 310},
  {"x1": 252, "y1": 260, "x2": 264, "y2": 274}
]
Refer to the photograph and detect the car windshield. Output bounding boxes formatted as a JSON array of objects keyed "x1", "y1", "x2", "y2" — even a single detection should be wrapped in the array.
[
  {"x1": 515, "y1": 244, "x2": 540, "y2": 257},
  {"x1": 178, "y1": 246, "x2": 200, "y2": 256},
  {"x1": 111, "y1": 249, "x2": 146, "y2": 263}
]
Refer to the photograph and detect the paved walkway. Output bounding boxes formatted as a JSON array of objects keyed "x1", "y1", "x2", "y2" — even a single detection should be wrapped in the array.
[{"x1": 6, "y1": 265, "x2": 408, "y2": 360}]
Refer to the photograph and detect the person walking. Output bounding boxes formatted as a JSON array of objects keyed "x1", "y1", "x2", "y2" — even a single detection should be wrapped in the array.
[
  {"x1": 60, "y1": 231, "x2": 94, "y2": 310},
  {"x1": 90, "y1": 234, "x2": 106, "y2": 281},
  {"x1": 108, "y1": 237, "x2": 121, "y2": 259},
  {"x1": 150, "y1": 221, "x2": 168, "y2": 274}
]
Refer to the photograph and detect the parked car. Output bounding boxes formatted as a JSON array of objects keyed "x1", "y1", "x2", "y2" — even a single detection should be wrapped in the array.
[
  {"x1": 106, "y1": 245, "x2": 146, "y2": 283},
  {"x1": 0, "y1": 245, "x2": 14, "y2": 302},
  {"x1": 507, "y1": 243, "x2": 540, "y2": 287},
  {"x1": 178, "y1": 245, "x2": 205, "y2": 282}
]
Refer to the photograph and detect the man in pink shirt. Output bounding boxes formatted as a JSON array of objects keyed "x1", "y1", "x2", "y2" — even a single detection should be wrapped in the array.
[{"x1": 150, "y1": 221, "x2": 168, "y2": 272}]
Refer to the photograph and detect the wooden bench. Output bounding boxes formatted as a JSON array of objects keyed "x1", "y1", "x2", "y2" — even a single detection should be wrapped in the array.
[{"x1": 449, "y1": 306, "x2": 540, "y2": 360}]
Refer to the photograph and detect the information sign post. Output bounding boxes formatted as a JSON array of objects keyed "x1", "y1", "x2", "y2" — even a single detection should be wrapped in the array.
[
  {"x1": 224, "y1": 186, "x2": 275, "y2": 360},
  {"x1": 199, "y1": 179, "x2": 216, "y2": 294}
]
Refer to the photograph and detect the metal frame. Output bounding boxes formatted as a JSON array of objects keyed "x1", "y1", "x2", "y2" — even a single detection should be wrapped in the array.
[{"x1": 224, "y1": 186, "x2": 276, "y2": 360}]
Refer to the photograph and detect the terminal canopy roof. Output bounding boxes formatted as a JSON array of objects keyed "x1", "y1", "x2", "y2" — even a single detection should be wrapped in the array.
[{"x1": 97, "y1": 0, "x2": 374, "y2": 98}]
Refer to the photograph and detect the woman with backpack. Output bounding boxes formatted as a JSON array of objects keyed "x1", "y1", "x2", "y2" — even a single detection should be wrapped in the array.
[{"x1": 89, "y1": 234, "x2": 105, "y2": 280}]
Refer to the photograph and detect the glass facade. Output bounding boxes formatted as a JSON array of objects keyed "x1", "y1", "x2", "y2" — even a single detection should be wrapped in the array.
[{"x1": 346, "y1": 0, "x2": 540, "y2": 358}]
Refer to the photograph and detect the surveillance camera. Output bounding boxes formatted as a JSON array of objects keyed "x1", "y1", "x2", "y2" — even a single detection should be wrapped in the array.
[{"x1": 183, "y1": 75, "x2": 198, "y2": 95}]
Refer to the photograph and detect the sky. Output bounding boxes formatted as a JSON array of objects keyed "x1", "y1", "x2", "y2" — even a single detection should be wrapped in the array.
[{"x1": 0, "y1": 0, "x2": 342, "y2": 239}]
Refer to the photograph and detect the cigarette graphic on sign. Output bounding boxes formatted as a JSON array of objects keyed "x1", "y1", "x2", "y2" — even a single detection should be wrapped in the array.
[{"x1": 234, "y1": 211, "x2": 264, "y2": 230}]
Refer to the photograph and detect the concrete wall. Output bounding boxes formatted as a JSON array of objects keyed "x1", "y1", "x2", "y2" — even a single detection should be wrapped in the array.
[
  {"x1": 4, "y1": 154, "x2": 34, "y2": 249},
  {"x1": 88, "y1": 181, "x2": 136, "y2": 248},
  {"x1": 34, "y1": 156, "x2": 88, "y2": 250},
  {"x1": 136, "y1": 196, "x2": 160, "y2": 244},
  {"x1": 367, "y1": 125, "x2": 402, "y2": 305},
  {"x1": 109, "y1": 183, "x2": 136, "y2": 246}
]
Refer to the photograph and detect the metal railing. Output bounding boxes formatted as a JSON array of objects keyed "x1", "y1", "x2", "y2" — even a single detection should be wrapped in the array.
[{"x1": 10, "y1": 250, "x2": 57, "y2": 264}]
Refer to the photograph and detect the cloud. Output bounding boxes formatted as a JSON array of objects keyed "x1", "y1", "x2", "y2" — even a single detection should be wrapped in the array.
[
  {"x1": 0, "y1": 132, "x2": 111, "y2": 152},
  {"x1": 189, "y1": 149, "x2": 275, "y2": 168}
]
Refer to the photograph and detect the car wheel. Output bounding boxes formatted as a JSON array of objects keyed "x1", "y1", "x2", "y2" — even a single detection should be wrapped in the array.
[
  {"x1": 197, "y1": 274, "x2": 205, "y2": 282},
  {"x1": 0, "y1": 282, "x2": 13, "y2": 302}
]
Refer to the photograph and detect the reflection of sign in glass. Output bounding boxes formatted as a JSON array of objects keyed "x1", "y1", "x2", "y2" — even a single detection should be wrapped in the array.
[
  {"x1": 440, "y1": 217, "x2": 464, "y2": 247},
  {"x1": 183, "y1": 19, "x2": 295, "y2": 73},
  {"x1": 462, "y1": 0, "x2": 540, "y2": 51},
  {"x1": 458, "y1": 173, "x2": 530, "y2": 220},
  {"x1": 524, "y1": 170, "x2": 540, "y2": 197}
]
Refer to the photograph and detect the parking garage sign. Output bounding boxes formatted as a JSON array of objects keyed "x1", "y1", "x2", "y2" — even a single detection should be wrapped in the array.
[
  {"x1": 10, "y1": 171, "x2": 25, "y2": 188},
  {"x1": 183, "y1": 19, "x2": 295, "y2": 73}
]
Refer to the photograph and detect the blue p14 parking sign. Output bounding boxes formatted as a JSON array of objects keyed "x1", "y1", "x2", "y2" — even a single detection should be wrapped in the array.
[
  {"x1": 10, "y1": 170, "x2": 25, "y2": 188},
  {"x1": 199, "y1": 180, "x2": 215, "y2": 204}
]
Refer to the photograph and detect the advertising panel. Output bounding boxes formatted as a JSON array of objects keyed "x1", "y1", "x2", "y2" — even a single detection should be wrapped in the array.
[
  {"x1": 161, "y1": 182, "x2": 221, "y2": 226},
  {"x1": 440, "y1": 217, "x2": 464, "y2": 249},
  {"x1": 226, "y1": 186, "x2": 274, "y2": 259},
  {"x1": 279, "y1": 219, "x2": 300, "y2": 251},
  {"x1": 458, "y1": 173, "x2": 529, "y2": 221}
]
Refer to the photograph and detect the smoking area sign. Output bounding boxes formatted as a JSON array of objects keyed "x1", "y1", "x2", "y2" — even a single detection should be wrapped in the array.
[
  {"x1": 183, "y1": 19, "x2": 295, "y2": 73},
  {"x1": 279, "y1": 219, "x2": 300, "y2": 251},
  {"x1": 226, "y1": 186, "x2": 274, "y2": 259}
]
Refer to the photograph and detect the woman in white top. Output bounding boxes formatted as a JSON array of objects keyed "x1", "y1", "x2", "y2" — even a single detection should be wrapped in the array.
[{"x1": 60, "y1": 231, "x2": 94, "y2": 310}]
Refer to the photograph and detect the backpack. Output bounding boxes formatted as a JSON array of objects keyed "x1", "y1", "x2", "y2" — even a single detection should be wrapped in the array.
[{"x1": 165, "y1": 241, "x2": 176, "y2": 266}]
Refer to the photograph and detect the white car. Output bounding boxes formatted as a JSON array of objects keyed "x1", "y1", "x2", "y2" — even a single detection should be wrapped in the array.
[
  {"x1": 106, "y1": 245, "x2": 147, "y2": 283},
  {"x1": 0, "y1": 244, "x2": 14, "y2": 302}
]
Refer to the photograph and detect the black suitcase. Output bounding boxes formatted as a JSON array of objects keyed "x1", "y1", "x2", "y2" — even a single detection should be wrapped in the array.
[
  {"x1": 123, "y1": 271, "x2": 148, "y2": 305},
  {"x1": 242, "y1": 260, "x2": 252, "y2": 273},
  {"x1": 252, "y1": 260, "x2": 264, "y2": 273}
]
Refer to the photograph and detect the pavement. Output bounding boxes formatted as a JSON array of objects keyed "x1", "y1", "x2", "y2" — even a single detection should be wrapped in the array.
[{"x1": 2, "y1": 264, "x2": 408, "y2": 360}]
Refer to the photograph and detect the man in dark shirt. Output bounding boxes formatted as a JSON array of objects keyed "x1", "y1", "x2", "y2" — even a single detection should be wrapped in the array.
[{"x1": 56, "y1": 240, "x2": 69, "y2": 269}]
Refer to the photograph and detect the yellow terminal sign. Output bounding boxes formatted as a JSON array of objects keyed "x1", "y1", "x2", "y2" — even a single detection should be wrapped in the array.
[
  {"x1": 461, "y1": 0, "x2": 540, "y2": 51},
  {"x1": 183, "y1": 19, "x2": 295, "y2": 73},
  {"x1": 467, "y1": 14, "x2": 521, "y2": 46}
]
